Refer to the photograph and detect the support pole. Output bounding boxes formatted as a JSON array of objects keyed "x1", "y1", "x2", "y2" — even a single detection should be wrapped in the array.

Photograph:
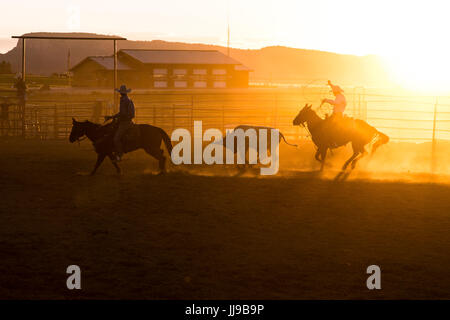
[
  {"x1": 21, "y1": 38, "x2": 26, "y2": 80},
  {"x1": 21, "y1": 38, "x2": 26, "y2": 137},
  {"x1": 113, "y1": 39, "x2": 118, "y2": 111}
]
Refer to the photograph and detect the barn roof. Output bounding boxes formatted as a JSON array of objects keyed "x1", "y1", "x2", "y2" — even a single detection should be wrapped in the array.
[
  {"x1": 120, "y1": 49, "x2": 244, "y2": 65},
  {"x1": 70, "y1": 56, "x2": 132, "y2": 71},
  {"x1": 234, "y1": 64, "x2": 252, "y2": 71}
]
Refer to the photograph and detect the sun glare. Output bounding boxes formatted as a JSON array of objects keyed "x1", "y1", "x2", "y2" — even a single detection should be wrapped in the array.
[
  {"x1": 384, "y1": 49, "x2": 450, "y2": 94},
  {"x1": 372, "y1": 1, "x2": 450, "y2": 93},
  {"x1": 278, "y1": 0, "x2": 450, "y2": 94}
]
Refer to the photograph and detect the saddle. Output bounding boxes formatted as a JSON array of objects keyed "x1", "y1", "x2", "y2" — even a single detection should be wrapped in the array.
[
  {"x1": 323, "y1": 115, "x2": 357, "y2": 148},
  {"x1": 325, "y1": 114, "x2": 357, "y2": 129},
  {"x1": 93, "y1": 122, "x2": 140, "y2": 154},
  {"x1": 122, "y1": 124, "x2": 141, "y2": 147}
]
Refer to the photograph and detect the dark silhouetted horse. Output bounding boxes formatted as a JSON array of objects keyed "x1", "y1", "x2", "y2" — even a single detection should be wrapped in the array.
[
  {"x1": 69, "y1": 118, "x2": 173, "y2": 175},
  {"x1": 293, "y1": 104, "x2": 389, "y2": 171}
]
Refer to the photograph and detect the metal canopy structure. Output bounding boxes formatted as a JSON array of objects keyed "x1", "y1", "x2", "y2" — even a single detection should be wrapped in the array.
[{"x1": 12, "y1": 34, "x2": 127, "y2": 108}]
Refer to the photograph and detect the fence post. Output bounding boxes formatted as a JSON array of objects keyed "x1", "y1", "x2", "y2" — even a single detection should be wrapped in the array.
[
  {"x1": 431, "y1": 98, "x2": 438, "y2": 173},
  {"x1": 92, "y1": 101, "x2": 102, "y2": 123},
  {"x1": 222, "y1": 104, "x2": 225, "y2": 133},
  {"x1": 172, "y1": 104, "x2": 175, "y2": 133},
  {"x1": 191, "y1": 95, "x2": 194, "y2": 133},
  {"x1": 21, "y1": 101, "x2": 26, "y2": 137},
  {"x1": 64, "y1": 102, "x2": 68, "y2": 138},
  {"x1": 53, "y1": 104, "x2": 58, "y2": 139},
  {"x1": 34, "y1": 108, "x2": 38, "y2": 138},
  {"x1": 274, "y1": 94, "x2": 278, "y2": 128},
  {"x1": 358, "y1": 94, "x2": 362, "y2": 119},
  {"x1": 362, "y1": 87, "x2": 366, "y2": 120}
]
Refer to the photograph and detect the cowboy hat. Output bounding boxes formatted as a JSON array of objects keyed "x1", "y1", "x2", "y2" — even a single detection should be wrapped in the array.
[{"x1": 115, "y1": 84, "x2": 131, "y2": 94}]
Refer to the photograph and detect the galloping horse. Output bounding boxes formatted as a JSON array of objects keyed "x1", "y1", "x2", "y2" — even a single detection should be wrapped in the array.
[
  {"x1": 293, "y1": 104, "x2": 389, "y2": 171},
  {"x1": 69, "y1": 118, "x2": 173, "y2": 175}
]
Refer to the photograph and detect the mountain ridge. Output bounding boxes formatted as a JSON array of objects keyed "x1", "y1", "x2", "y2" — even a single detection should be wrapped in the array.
[{"x1": 0, "y1": 32, "x2": 392, "y2": 86}]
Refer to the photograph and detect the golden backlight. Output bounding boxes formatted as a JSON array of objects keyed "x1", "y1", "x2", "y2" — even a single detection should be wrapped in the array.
[
  {"x1": 284, "y1": 0, "x2": 450, "y2": 94},
  {"x1": 2, "y1": 0, "x2": 450, "y2": 93},
  {"x1": 358, "y1": 1, "x2": 450, "y2": 93},
  {"x1": 385, "y1": 52, "x2": 450, "y2": 94}
]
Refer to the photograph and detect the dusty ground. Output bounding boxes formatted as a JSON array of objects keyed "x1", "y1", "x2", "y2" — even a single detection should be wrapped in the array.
[{"x1": 1, "y1": 138, "x2": 450, "y2": 299}]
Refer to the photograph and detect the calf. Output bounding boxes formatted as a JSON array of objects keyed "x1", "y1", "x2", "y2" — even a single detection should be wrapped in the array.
[{"x1": 221, "y1": 125, "x2": 297, "y2": 163}]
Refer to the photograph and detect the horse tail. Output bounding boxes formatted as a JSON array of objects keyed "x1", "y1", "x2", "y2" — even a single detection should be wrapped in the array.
[
  {"x1": 160, "y1": 129, "x2": 173, "y2": 156},
  {"x1": 280, "y1": 132, "x2": 298, "y2": 147},
  {"x1": 371, "y1": 130, "x2": 389, "y2": 155},
  {"x1": 377, "y1": 130, "x2": 389, "y2": 144}
]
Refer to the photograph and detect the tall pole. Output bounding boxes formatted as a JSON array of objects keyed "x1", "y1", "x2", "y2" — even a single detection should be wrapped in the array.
[
  {"x1": 227, "y1": 23, "x2": 230, "y2": 57},
  {"x1": 227, "y1": 0, "x2": 230, "y2": 56},
  {"x1": 67, "y1": 48, "x2": 72, "y2": 87},
  {"x1": 21, "y1": 38, "x2": 26, "y2": 137},
  {"x1": 114, "y1": 39, "x2": 118, "y2": 111},
  {"x1": 67, "y1": 48, "x2": 71, "y2": 71},
  {"x1": 21, "y1": 38, "x2": 26, "y2": 80}
]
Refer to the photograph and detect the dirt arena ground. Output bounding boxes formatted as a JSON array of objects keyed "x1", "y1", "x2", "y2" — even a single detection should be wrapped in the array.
[{"x1": 1, "y1": 138, "x2": 450, "y2": 299}]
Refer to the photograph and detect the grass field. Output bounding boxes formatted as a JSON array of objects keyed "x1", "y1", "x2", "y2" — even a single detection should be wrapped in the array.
[{"x1": 1, "y1": 138, "x2": 450, "y2": 299}]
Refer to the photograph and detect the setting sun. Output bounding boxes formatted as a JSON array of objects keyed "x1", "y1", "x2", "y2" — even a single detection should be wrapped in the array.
[{"x1": 385, "y1": 52, "x2": 450, "y2": 93}]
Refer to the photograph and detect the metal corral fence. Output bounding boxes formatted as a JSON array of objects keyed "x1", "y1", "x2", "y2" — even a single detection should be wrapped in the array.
[
  {"x1": 2, "y1": 90, "x2": 450, "y2": 146},
  {"x1": 0, "y1": 99, "x2": 105, "y2": 139}
]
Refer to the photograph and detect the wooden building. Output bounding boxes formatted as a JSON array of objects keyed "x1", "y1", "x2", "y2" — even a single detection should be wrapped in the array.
[
  {"x1": 70, "y1": 56, "x2": 134, "y2": 87},
  {"x1": 70, "y1": 49, "x2": 251, "y2": 89}
]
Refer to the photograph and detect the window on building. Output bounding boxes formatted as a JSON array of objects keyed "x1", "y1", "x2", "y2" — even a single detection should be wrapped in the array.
[
  {"x1": 213, "y1": 81, "x2": 227, "y2": 88},
  {"x1": 173, "y1": 69, "x2": 187, "y2": 81},
  {"x1": 193, "y1": 69, "x2": 207, "y2": 75},
  {"x1": 173, "y1": 69, "x2": 187, "y2": 75},
  {"x1": 153, "y1": 69, "x2": 168, "y2": 79},
  {"x1": 174, "y1": 81, "x2": 187, "y2": 88},
  {"x1": 154, "y1": 81, "x2": 168, "y2": 88},
  {"x1": 194, "y1": 81, "x2": 207, "y2": 88},
  {"x1": 212, "y1": 69, "x2": 227, "y2": 75}
]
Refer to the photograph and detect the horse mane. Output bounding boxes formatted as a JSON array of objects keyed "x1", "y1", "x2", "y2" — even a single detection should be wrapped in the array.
[
  {"x1": 78, "y1": 120, "x2": 114, "y2": 138},
  {"x1": 81, "y1": 119, "x2": 114, "y2": 130},
  {"x1": 78, "y1": 120, "x2": 99, "y2": 127},
  {"x1": 308, "y1": 107, "x2": 325, "y2": 120}
]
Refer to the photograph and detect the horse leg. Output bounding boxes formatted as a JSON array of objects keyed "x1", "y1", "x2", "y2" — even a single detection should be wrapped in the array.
[
  {"x1": 343, "y1": 141, "x2": 365, "y2": 170},
  {"x1": 351, "y1": 150, "x2": 367, "y2": 169},
  {"x1": 320, "y1": 148, "x2": 327, "y2": 171},
  {"x1": 90, "y1": 153, "x2": 106, "y2": 176},
  {"x1": 145, "y1": 147, "x2": 166, "y2": 174},
  {"x1": 315, "y1": 149, "x2": 321, "y2": 162},
  {"x1": 342, "y1": 152, "x2": 359, "y2": 171},
  {"x1": 347, "y1": 141, "x2": 368, "y2": 170},
  {"x1": 108, "y1": 154, "x2": 122, "y2": 175}
]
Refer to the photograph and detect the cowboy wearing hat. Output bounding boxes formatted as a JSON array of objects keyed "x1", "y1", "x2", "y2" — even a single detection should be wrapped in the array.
[
  {"x1": 321, "y1": 80, "x2": 347, "y2": 118},
  {"x1": 105, "y1": 84, "x2": 135, "y2": 162}
]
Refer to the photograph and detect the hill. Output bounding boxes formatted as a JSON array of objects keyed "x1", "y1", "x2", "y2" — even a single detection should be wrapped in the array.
[{"x1": 0, "y1": 32, "x2": 392, "y2": 86}]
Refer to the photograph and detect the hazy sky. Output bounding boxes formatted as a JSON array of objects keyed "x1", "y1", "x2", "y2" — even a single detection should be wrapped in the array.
[
  {"x1": 2, "y1": 0, "x2": 450, "y2": 90},
  {"x1": 0, "y1": 0, "x2": 448, "y2": 56}
]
